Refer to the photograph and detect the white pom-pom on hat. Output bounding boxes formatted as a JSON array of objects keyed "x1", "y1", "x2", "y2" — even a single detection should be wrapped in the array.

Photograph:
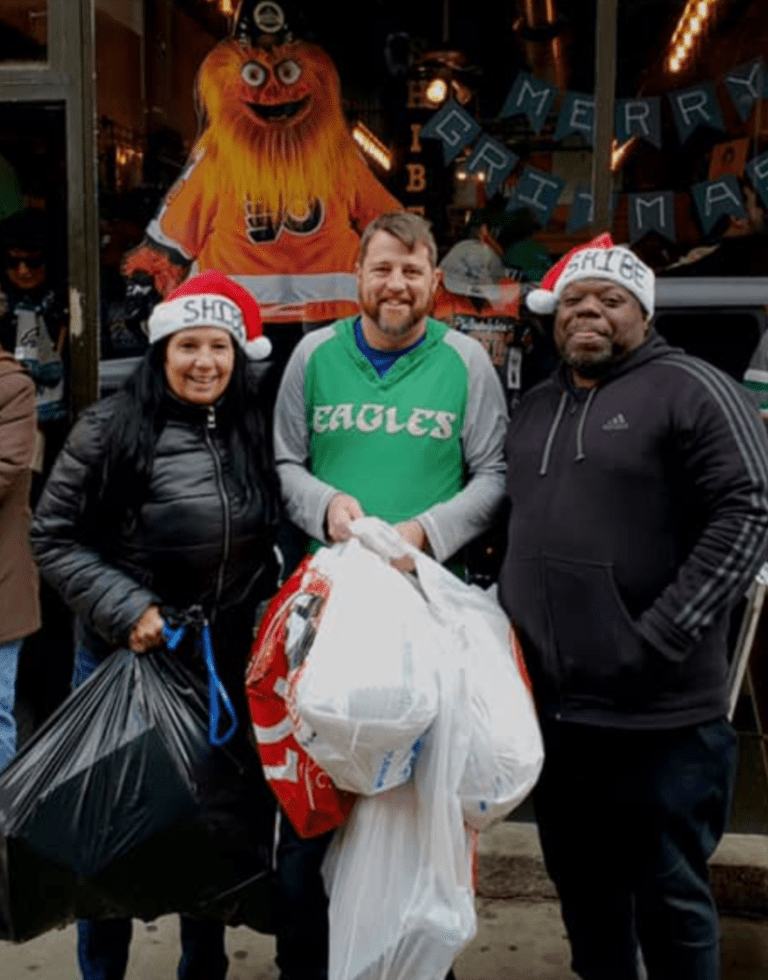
[
  {"x1": 245, "y1": 335, "x2": 272, "y2": 360},
  {"x1": 525, "y1": 288, "x2": 557, "y2": 315}
]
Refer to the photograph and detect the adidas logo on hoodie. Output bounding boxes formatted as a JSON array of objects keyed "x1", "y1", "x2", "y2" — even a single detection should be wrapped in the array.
[{"x1": 602, "y1": 413, "x2": 629, "y2": 431}]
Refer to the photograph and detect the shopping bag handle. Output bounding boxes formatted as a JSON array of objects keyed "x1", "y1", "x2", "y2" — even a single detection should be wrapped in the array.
[
  {"x1": 348, "y1": 516, "x2": 462, "y2": 620},
  {"x1": 349, "y1": 516, "x2": 422, "y2": 564},
  {"x1": 161, "y1": 620, "x2": 238, "y2": 747}
]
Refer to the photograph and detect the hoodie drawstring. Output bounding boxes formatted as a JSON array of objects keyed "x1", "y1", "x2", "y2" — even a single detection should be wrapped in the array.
[
  {"x1": 538, "y1": 386, "x2": 599, "y2": 475},
  {"x1": 575, "y1": 386, "x2": 598, "y2": 462},
  {"x1": 539, "y1": 391, "x2": 568, "y2": 477}
]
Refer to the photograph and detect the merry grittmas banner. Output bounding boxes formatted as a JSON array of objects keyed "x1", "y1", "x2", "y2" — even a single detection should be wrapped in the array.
[{"x1": 420, "y1": 57, "x2": 768, "y2": 244}]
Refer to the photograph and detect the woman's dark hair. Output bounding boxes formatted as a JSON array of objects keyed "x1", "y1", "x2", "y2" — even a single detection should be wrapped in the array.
[{"x1": 97, "y1": 338, "x2": 280, "y2": 529}]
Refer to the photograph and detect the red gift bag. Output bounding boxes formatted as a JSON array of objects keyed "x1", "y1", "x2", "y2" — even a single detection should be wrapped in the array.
[{"x1": 246, "y1": 556, "x2": 357, "y2": 838}]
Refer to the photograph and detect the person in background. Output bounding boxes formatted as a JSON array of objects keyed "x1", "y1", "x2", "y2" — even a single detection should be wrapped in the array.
[
  {"x1": 0, "y1": 206, "x2": 68, "y2": 493},
  {"x1": 31, "y1": 271, "x2": 280, "y2": 980},
  {"x1": 499, "y1": 234, "x2": 768, "y2": 980},
  {"x1": 743, "y1": 326, "x2": 768, "y2": 421},
  {"x1": 0, "y1": 207, "x2": 71, "y2": 730},
  {"x1": 0, "y1": 344, "x2": 39, "y2": 773},
  {"x1": 273, "y1": 210, "x2": 508, "y2": 980}
]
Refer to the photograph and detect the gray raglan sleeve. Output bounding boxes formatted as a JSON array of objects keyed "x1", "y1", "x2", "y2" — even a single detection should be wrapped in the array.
[
  {"x1": 273, "y1": 329, "x2": 339, "y2": 543},
  {"x1": 417, "y1": 333, "x2": 508, "y2": 563}
]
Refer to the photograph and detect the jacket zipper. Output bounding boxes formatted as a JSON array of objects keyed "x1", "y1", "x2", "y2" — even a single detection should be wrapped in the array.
[{"x1": 205, "y1": 405, "x2": 230, "y2": 625}]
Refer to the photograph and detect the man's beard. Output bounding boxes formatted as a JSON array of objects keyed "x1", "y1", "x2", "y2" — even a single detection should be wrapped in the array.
[
  {"x1": 375, "y1": 310, "x2": 417, "y2": 340},
  {"x1": 560, "y1": 341, "x2": 629, "y2": 378},
  {"x1": 365, "y1": 297, "x2": 423, "y2": 341}
]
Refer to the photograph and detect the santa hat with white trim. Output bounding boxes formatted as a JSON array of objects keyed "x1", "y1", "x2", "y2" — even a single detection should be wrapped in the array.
[
  {"x1": 148, "y1": 270, "x2": 272, "y2": 360},
  {"x1": 526, "y1": 232, "x2": 655, "y2": 317}
]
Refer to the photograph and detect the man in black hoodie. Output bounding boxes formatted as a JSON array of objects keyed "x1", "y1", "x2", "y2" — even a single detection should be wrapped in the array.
[{"x1": 499, "y1": 234, "x2": 768, "y2": 980}]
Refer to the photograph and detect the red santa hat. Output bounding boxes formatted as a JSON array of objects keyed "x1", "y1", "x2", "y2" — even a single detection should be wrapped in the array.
[
  {"x1": 148, "y1": 271, "x2": 272, "y2": 360},
  {"x1": 526, "y1": 232, "x2": 654, "y2": 317}
]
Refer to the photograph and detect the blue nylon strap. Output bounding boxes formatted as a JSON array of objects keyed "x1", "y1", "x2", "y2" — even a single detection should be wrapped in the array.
[
  {"x1": 161, "y1": 623, "x2": 186, "y2": 650},
  {"x1": 199, "y1": 620, "x2": 238, "y2": 746},
  {"x1": 160, "y1": 620, "x2": 238, "y2": 746}
]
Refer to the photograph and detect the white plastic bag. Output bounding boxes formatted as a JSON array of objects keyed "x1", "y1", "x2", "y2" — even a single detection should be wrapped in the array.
[
  {"x1": 291, "y1": 538, "x2": 439, "y2": 795},
  {"x1": 351, "y1": 517, "x2": 544, "y2": 830},
  {"x1": 322, "y1": 610, "x2": 476, "y2": 980},
  {"x1": 425, "y1": 575, "x2": 543, "y2": 830}
]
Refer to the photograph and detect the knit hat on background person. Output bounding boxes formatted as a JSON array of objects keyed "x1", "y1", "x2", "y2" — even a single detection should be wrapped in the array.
[
  {"x1": 526, "y1": 233, "x2": 655, "y2": 317},
  {"x1": 148, "y1": 270, "x2": 272, "y2": 359}
]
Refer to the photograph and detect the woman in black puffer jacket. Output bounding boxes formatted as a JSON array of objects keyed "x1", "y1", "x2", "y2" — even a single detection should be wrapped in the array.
[{"x1": 31, "y1": 271, "x2": 280, "y2": 980}]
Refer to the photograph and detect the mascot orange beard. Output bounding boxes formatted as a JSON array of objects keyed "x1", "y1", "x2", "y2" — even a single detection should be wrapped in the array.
[{"x1": 124, "y1": 34, "x2": 401, "y2": 325}]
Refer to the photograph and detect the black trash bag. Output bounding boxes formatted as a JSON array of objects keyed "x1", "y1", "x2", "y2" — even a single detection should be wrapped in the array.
[{"x1": 0, "y1": 647, "x2": 276, "y2": 942}]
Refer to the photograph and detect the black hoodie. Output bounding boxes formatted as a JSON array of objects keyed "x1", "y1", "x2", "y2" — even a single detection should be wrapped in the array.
[{"x1": 498, "y1": 331, "x2": 768, "y2": 729}]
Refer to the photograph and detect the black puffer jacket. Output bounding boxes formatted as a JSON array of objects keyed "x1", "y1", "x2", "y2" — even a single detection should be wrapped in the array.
[{"x1": 31, "y1": 390, "x2": 278, "y2": 655}]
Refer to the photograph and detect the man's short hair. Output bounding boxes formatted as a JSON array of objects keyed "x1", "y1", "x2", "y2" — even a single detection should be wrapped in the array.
[{"x1": 358, "y1": 212, "x2": 438, "y2": 267}]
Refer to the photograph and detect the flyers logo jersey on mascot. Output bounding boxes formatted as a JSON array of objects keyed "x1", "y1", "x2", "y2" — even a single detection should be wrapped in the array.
[{"x1": 124, "y1": 0, "x2": 401, "y2": 325}]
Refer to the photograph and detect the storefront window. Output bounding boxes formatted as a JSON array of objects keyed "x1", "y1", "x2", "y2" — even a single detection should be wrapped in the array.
[
  {"x1": 94, "y1": 2, "x2": 768, "y2": 365},
  {"x1": 0, "y1": 0, "x2": 47, "y2": 62}
]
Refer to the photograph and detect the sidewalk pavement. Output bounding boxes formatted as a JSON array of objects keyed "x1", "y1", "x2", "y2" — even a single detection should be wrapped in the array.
[{"x1": 2, "y1": 822, "x2": 768, "y2": 979}]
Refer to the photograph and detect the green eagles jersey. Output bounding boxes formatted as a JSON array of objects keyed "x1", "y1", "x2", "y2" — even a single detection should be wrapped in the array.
[{"x1": 304, "y1": 317, "x2": 467, "y2": 524}]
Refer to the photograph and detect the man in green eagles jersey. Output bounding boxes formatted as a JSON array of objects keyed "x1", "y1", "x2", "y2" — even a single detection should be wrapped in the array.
[
  {"x1": 275, "y1": 210, "x2": 507, "y2": 563},
  {"x1": 272, "y1": 211, "x2": 507, "y2": 980}
]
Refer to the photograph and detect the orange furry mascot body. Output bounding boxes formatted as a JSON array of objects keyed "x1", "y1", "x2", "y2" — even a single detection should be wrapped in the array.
[{"x1": 125, "y1": 2, "x2": 400, "y2": 325}]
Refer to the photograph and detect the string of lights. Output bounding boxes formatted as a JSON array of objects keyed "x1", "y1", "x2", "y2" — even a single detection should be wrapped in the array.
[
  {"x1": 667, "y1": 0, "x2": 722, "y2": 74},
  {"x1": 205, "y1": 0, "x2": 235, "y2": 15},
  {"x1": 352, "y1": 122, "x2": 393, "y2": 172}
]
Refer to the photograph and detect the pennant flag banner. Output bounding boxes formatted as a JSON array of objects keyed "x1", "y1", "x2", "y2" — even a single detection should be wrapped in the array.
[
  {"x1": 465, "y1": 136, "x2": 519, "y2": 198},
  {"x1": 498, "y1": 71, "x2": 558, "y2": 135},
  {"x1": 420, "y1": 99, "x2": 482, "y2": 164},
  {"x1": 554, "y1": 93, "x2": 595, "y2": 145},
  {"x1": 724, "y1": 58, "x2": 766, "y2": 122},
  {"x1": 417, "y1": 54, "x2": 768, "y2": 244},
  {"x1": 747, "y1": 151, "x2": 768, "y2": 211},
  {"x1": 691, "y1": 176, "x2": 746, "y2": 235},
  {"x1": 566, "y1": 185, "x2": 595, "y2": 234},
  {"x1": 615, "y1": 97, "x2": 662, "y2": 149},
  {"x1": 564, "y1": 188, "x2": 618, "y2": 235},
  {"x1": 508, "y1": 165, "x2": 565, "y2": 227},
  {"x1": 495, "y1": 54, "x2": 764, "y2": 154},
  {"x1": 628, "y1": 191, "x2": 676, "y2": 244},
  {"x1": 668, "y1": 83, "x2": 725, "y2": 143}
]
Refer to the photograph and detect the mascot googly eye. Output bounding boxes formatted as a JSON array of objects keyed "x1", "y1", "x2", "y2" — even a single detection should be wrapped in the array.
[
  {"x1": 241, "y1": 61, "x2": 267, "y2": 87},
  {"x1": 276, "y1": 59, "x2": 302, "y2": 85}
]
